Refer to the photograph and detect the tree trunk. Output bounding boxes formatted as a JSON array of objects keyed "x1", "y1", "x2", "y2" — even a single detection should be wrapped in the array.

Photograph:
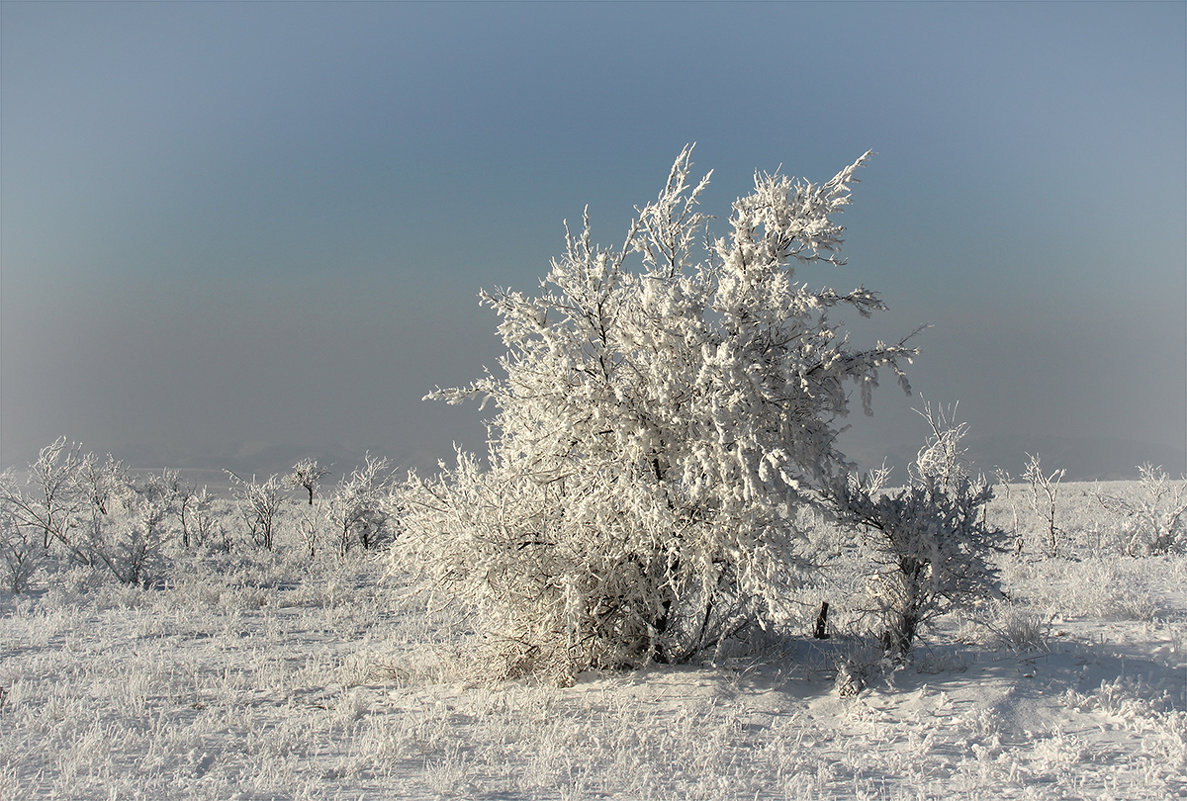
[{"x1": 814, "y1": 601, "x2": 830, "y2": 639}]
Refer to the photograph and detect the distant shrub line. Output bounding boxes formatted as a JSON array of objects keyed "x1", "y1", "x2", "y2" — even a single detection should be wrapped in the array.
[{"x1": 0, "y1": 442, "x2": 399, "y2": 593}]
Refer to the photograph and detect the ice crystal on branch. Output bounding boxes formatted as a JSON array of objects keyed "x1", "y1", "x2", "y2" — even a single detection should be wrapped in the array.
[{"x1": 398, "y1": 147, "x2": 918, "y2": 681}]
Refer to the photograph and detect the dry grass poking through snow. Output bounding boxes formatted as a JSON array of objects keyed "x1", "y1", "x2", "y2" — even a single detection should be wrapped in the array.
[{"x1": 1, "y1": 482, "x2": 1185, "y2": 800}]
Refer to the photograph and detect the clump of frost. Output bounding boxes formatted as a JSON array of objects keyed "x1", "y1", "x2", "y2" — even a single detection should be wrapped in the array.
[{"x1": 984, "y1": 600, "x2": 1051, "y2": 653}]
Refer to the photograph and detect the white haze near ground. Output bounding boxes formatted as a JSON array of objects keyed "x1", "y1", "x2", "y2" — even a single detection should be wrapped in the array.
[{"x1": 2, "y1": 481, "x2": 1184, "y2": 800}]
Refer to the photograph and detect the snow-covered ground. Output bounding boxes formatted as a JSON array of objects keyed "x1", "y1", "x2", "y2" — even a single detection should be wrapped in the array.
[{"x1": 2, "y1": 483, "x2": 1184, "y2": 800}]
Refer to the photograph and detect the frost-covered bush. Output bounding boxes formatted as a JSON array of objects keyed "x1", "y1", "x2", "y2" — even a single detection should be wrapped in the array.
[
  {"x1": 0, "y1": 437, "x2": 89, "y2": 560},
  {"x1": 0, "y1": 506, "x2": 40, "y2": 593},
  {"x1": 830, "y1": 405, "x2": 1003, "y2": 659},
  {"x1": 0, "y1": 442, "x2": 188, "y2": 587},
  {"x1": 985, "y1": 600, "x2": 1050, "y2": 653},
  {"x1": 86, "y1": 470, "x2": 176, "y2": 586},
  {"x1": 991, "y1": 468, "x2": 1024, "y2": 555},
  {"x1": 397, "y1": 147, "x2": 917, "y2": 681},
  {"x1": 289, "y1": 458, "x2": 329, "y2": 506},
  {"x1": 1096, "y1": 464, "x2": 1187, "y2": 556},
  {"x1": 1023, "y1": 453, "x2": 1065, "y2": 557},
  {"x1": 181, "y1": 486, "x2": 220, "y2": 550},
  {"x1": 328, "y1": 453, "x2": 395, "y2": 555},
  {"x1": 228, "y1": 472, "x2": 286, "y2": 551},
  {"x1": 832, "y1": 637, "x2": 891, "y2": 697}
]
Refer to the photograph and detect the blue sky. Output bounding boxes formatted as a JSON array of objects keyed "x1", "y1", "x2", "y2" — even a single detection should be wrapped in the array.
[{"x1": 2, "y1": 1, "x2": 1184, "y2": 480}]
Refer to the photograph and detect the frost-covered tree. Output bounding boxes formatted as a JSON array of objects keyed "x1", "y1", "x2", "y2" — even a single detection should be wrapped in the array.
[
  {"x1": 1024, "y1": 453, "x2": 1065, "y2": 557},
  {"x1": 398, "y1": 147, "x2": 917, "y2": 681},
  {"x1": 290, "y1": 459, "x2": 329, "y2": 506},
  {"x1": 0, "y1": 506, "x2": 40, "y2": 593},
  {"x1": 228, "y1": 472, "x2": 285, "y2": 550},
  {"x1": 328, "y1": 453, "x2": 395, "y2": 555},
  {"x1": 829, "y1": 404, "x2": 1003, "y2": 661}
]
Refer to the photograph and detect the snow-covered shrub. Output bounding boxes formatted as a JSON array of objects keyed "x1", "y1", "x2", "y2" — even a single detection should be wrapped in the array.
[
  {"x1": 397, "y1": 147, "x2": 917, "y2": 681},
  {"x1": 830, "y1": 405, "x2": 1003, "y2": 660},
  {"x1": 1024, "y1": 453, "x2": 1065, "y2": 557},
  {"x1": 0, "y1": 506, "x2": 40, "y2": 593},
  {"x1": 228, "y1": 472, "x2": 286, "y2": 551},
  {"x1": 985, "y1": 600, "x2": 1050, "y2": 653},
  {"x1": 155, "y1": 469, "x2": 217, "y2": 550},
  {"x1": 0, "y1": 443, "x2": 186, "y2": 587},
  {"x1": 86, "y1": 470, "x2": 175, "y2": 586},
  {"x1": 1096, "y1": 464, "x2": 1187, "y2": 556},
  {"x1": 832, "y1": 637, "x2": 890, "y2": 697},
  {"x1": 991, "y1": 468, "x2": 1023, "y2": 555},
  {"x1": 289, "y1": 458, "x2": 329, "y2": 506},
  {"x1": 181, "y1": 486, "x2": 219, "y2": 550},
  {"x1": 328, "y1": 453, "x2": 395, "y2": 555},
  {"x1": 0, "y1": 437, "x2": 89, "y2": 562}
]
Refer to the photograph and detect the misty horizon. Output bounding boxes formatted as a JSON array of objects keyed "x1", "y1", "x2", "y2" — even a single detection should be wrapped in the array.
[{"x1": 3, "y1": 3, "x2": 1184, "y2": 485}]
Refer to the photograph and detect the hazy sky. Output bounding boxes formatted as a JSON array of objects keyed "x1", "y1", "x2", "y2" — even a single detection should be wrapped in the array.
[{"x1": 2, "y1": 1, "x2": 1184, "y2": 481}]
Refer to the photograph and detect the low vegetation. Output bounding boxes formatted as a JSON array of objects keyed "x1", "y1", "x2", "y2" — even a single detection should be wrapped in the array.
[{"x1": 1, "y1": 459, "x2": 1183, "y2": 800}]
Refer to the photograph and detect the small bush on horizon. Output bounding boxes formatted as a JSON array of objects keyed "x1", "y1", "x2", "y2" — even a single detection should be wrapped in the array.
[
  {"x1": 289, "y1": 458, "x2": 329, "y2": 506},
  {"x1": 328, "y1": 453, "x2": 396, "y2": 556},
  {"x1": 1024, "y1": 453, "x2": 1065, "y2": 557},
  {"x1": 1096, "y1": 464, "x2": 1187, "y2": 556}
]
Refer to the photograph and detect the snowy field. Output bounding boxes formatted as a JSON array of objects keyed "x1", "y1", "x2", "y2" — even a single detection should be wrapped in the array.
[{"x1": 2, "y1": 482, "x2": 1185, "y2": 801}]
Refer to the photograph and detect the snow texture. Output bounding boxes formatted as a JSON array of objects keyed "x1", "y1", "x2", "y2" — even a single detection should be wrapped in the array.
[{"x1": 2, "y1": 484, "x2": 1185, "y2": 800}]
